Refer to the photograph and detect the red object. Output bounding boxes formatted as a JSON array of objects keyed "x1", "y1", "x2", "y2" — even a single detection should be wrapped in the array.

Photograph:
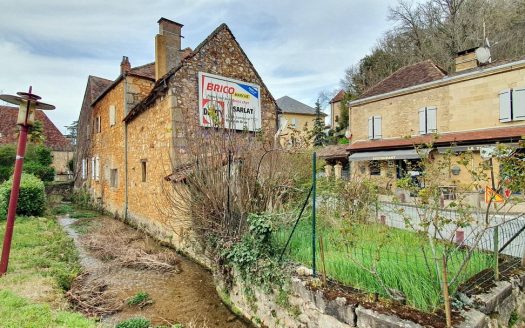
[
  {"x1": 504, "y1": 189, "x2": 512, "y2": 198},
  {"x1": 0, "y1": 87, "x2": 33, "y2": 276},
  {"x1": 0, "y1": 125, "x2": 29, "y2": 275},
  {"x1": 455, "y1": 229, "x2": 465, "y2": 245}
]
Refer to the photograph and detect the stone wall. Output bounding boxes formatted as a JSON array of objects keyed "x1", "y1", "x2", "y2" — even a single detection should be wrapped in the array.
[{"x1": 219, "y1": 266, "x2": 525, "y2": 328}]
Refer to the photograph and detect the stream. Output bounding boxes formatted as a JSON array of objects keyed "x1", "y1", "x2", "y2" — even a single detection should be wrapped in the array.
[{"x1": 59, "y1": 215, "x2": 251, "y2": 328}]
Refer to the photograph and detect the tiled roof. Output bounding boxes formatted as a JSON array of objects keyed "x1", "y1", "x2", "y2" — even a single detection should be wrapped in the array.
[
  {"x1": 0, "y1": 105, "x2": 72, "y2": 151},
  {"x1": 276, "y1": 96, "x2": 327, "y2": 116},
  {"x1": 348, "y1": 126, "x2": 525, "y2": 151},
  {"x1": 359, "y1": 60, "x2": 447, "y2": 99},
  {"x1": 88, "y1": 75, "x2": 113, "y2": 104},
  {"x1": 129, "y1": 62, "x2": 155, "y2": 79},
  {"x1": 317, "y1": 144, "x2": 348, "y2": 159},
  {"x1": 329, "y1": 90, "x2": 345, "y2": 104}
]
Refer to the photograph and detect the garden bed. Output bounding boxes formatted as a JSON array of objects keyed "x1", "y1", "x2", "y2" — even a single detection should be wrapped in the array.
[{"x1": 275, "y1": 219, "x2": 494, "y2": 312}]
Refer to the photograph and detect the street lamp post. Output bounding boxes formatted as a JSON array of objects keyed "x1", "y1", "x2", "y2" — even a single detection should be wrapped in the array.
[{"x1": 0, "y1": 87, "x2": 55, "y2": 276}]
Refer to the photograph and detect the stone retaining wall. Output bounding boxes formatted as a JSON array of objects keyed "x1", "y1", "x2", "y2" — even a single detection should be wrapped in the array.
[{"x1": 218, "y1": 266, "x2": 525, "y2": 328}]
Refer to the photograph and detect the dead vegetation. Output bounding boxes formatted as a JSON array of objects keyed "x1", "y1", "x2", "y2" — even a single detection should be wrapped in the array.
[
  {"x1": 80, "y1": 219, "x2": 181, "y2": 273},
  {"x1": 65, "y1": 272, "x2": 122, "y2": 317}
]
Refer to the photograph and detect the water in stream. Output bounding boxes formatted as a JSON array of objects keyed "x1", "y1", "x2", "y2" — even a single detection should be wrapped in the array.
[{"x1": 59, "y1": 216, "x2": 251, "y2": 328}]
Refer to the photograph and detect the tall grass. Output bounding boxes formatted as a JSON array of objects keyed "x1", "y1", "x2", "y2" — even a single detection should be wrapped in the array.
[{"x1": 275, "y1": 219, "x2": 492, "y2": 312}]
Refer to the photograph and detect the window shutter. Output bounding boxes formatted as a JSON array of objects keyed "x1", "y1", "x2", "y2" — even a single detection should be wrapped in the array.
[
  {"x1": 95, "y1": 157, "x2": 100, "y2": 180},
  {"x1": 368, "y1": 117, "x2": 373, "y2": 139},
  {"x1": 513, "y1": 87, "x2": 525, "y2": 120},
  {"x1": 419, "y1": 108, "x2": 427, "y2": 134},
  {"x1": 109, "y1": 105, "x2": 116, "y2": 126},
  {"x1": 426, "y1": 107, "x2": 437, "y2": 133},
  {"x1": 373, "y1": 116, "x2": 382, "y2": 139},
  {"x1": 91, "y1": 157, "x2": 95, "y2": 179},
  {"x1": 499, "y1": 89, "x2": 512, "y2": 122},
  {"x1": 81, "y1": 159, "x2": 86, "y2": 179}
]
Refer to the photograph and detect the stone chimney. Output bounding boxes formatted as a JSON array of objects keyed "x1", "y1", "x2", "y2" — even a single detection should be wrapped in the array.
[
  {"x1": 455, "y1": 47, "x2": 478, "y2": 73},
  {"x1": 120, "y1": 56, "x2": 131, "y2": 74},
  {"x1": 155, "y1": 17, "x2": 183, "y2": 81}
]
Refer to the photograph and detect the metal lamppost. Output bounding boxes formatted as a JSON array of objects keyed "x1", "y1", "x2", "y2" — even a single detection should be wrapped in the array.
[{"x1": 0, "y1": 87, "x2": 54, "y2": 276}]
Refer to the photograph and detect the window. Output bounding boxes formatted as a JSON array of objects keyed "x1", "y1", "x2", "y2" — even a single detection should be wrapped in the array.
[
  {"x1": 335, "y1": 115, "x2": 339, "y2": 122},
  {"x1": 141, "y1": 160, "x2": 147, "y2": 182},
  {"x1": 500, "y1": 88, "x2": 525, "y2": 122},
  {"x1": 110, "y1": 169, "x2": 118, "y2": 187},
  {"x1": 367, "y1": 116, "x2": 382, "y2": 140},
  {"x1": 81, "y1": 159, "x2": 86, "y2": 179},
  {"x1": 92, "y1": 156, "x2": 100, "y2": 181},
  {"x1": 290, "y1": 118, "x2": 298, "y2": 128},
  {"x1": 418, "y1": 107, "x2": 437, "y2": 135},
  {"x1": 369, "y1": 161, "x2": 381, "y2": 176},
  {"x1": 94, "y1": 116, "x2": 101, "y2": 133},
  {"x1": 91, "y1": 157, "x2": 95, "y2": 180},
  {"x1": 109, "y1": 105, "x2": 116, "y2": 126}
]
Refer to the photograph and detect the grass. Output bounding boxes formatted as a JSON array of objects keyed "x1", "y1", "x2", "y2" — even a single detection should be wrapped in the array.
[
  {"x1": 0, "y1": 290, "x2": 95, "y2": 328},
  {"x1": 127, "y1": 291, "x2": 151, "y2": 305},
  {"x1": 274, "y1": 218, "x2": 493, "y2": 312},
  {"x1": 116, "y1": 317, "x2": 151, "y2": 328},
  {"x1": 52, "y1": 203, "x2": 99, "y2": 219},
  {"x1": 0, "y1": 216, "x2": 95, "y2": 327}
]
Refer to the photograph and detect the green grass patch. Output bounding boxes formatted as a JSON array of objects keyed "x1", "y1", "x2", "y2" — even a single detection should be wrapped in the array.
[
  {"x1": 275, "y1": 219, "x2": 492, "y2": 312},
  {"x1": 127, "y1": 291, "x2": 151, "y2": 305},
  {"x1": 0, "y1": 290, "x2": 95, "y2": 328},
  {"x1": 0, "y1": 216, "x2": 82, "y2": 290},
  {"x1": 116, "y1": 317, "x2": 151, "y2": 328}
]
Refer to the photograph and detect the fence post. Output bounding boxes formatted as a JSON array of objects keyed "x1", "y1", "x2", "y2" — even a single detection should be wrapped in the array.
[
  {"x1": 312, "y1": 152, "x2": 317, "y2": 277},
  {"x1": 494, "y1": 226, "x2": 499, "y2": 281},
  {"x1": 441, "y1": 255, "x2": 452, "y2": 328}
]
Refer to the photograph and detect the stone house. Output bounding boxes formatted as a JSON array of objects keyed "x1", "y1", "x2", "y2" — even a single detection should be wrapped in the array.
[
  {"x1": 76, "y1": 18, "x2": 278, "y2": 252},
  {"x1": 0, "y1": 105, "x2": 73, "y2": 181},
  {"x1": 329, "y1": 89, "x2": 345, "y2": 130},
  {"x1": 276, "y1": 95, "x2": 326, "y2": 147},
  {"x1": 347, "y1": 50, "x2": 525, "y2": 201}
]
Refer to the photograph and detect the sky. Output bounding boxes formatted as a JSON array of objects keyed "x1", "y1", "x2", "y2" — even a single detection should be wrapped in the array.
[{"x1": 0, "y1": 0, "x2": 400, "y2": 133}]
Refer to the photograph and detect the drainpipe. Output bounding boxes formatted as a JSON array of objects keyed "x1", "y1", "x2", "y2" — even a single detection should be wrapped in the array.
[{"x1": 124, "y1": 76, "x2": 129, "y2": 221}]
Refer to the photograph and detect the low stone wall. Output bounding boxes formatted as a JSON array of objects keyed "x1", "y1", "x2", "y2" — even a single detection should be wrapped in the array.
[
  {"x1": 218, "y1": 266, "x2": 525, "y2": 328},
  {"x1": 45, "y1": 181, "x2": 74, "y2": 199}
]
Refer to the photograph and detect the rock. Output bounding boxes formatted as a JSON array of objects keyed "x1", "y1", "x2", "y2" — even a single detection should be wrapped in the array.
[
  {"x1": 226, "y1": 315, "x2": 237, "y2": 322},
  {"x1": 296, "y1": 266, "x2": 313, "y2": 276}
]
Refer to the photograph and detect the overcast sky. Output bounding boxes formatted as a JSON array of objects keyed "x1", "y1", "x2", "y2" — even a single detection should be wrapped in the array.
[{"x1": 0, "y1": 0, "x2": 400, "y2": 133}]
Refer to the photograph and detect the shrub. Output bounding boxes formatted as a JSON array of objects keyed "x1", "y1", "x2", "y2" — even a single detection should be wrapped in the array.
[
  {"x1": 116, "y1": 317, "x2": 151, "y2": 328},
  {"x1": 0, "y1": 173, "x2": 46, "y2": 217},
  {"x1": 127, "y1": 292, "x2": 150, "y2": 306},
  {"x1": 0, "y1": 145, "x2": 16, "y2": 182},
  {"x1": 23, "y1": 162, "x2": 55, "y2": 182}
]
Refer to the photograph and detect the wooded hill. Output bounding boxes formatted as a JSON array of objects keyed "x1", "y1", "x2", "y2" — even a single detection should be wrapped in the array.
[{"x1": 341, "y1": 0, "x2": 525, "y2": 97}]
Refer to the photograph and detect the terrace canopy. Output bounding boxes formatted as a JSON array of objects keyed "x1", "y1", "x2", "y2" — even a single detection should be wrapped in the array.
[{"x1": 348, "y1": 148, "x2": 431, "y2": 161}]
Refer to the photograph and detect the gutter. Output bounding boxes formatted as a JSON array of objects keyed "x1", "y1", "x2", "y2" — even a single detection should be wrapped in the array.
[{"x1": 349, "y1": 59, "x2": 525, "y2": 107}]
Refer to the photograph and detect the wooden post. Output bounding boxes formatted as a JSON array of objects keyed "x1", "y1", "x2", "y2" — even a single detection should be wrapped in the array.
[{"x1": 441, "y1": 255, "x2": 452, "y2": 328}]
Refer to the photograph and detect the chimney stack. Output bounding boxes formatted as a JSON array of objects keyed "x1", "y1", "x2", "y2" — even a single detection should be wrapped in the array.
[
  {"x1": 120, "y1": 56, "x2": 131, "y2": 74},
  {"x1": 455, "y1": 47, "x2": 478, "y2": 73},
  {"x1": 155, "y1": 17, "x2": 183, "y2": 81}
]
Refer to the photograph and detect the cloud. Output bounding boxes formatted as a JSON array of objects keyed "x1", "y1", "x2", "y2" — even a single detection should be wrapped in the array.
[{"x1": 0, "y1": 0, "x2": 398, "y2": 132}]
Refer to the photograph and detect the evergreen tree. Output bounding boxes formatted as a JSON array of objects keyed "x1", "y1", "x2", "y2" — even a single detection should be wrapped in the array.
[{"x1": 310, "y1": 99, "x2": 327, "y2": 147}]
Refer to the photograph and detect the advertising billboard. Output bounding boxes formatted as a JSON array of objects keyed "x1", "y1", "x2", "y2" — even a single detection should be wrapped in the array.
[{"x1": 198, "y1": 72, "x2": 261, "y2": 131}]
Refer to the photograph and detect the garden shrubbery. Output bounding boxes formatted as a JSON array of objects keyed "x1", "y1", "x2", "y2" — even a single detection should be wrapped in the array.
[
  {"x1": 0, "y1": 173, "x2": 46, "y2": 218},
  {"x1": 0, "y1": 144, "x2": 55, "y2": 183}
]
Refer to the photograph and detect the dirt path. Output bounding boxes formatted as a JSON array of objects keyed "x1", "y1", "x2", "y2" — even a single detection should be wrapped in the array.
[{"x1": 59, "y1": 215, "x2": 250, "y2": 328}]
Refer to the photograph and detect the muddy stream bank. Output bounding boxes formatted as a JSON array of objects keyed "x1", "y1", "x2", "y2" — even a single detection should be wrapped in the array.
[{"x1": 59, "y1": 215, "x2": 251, "y2": 328}]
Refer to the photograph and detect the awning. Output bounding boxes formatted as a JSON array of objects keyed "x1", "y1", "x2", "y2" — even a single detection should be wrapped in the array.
[
  {"x1": 437, "y1": 143, "x2": 518, "y2": 154},
  {"x1": 348, "y1": 148, "x2": 431, "y2": 161}
]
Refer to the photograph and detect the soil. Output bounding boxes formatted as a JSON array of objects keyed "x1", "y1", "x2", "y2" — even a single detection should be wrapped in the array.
[
  {"x1": 315, "y1": 278, "x2": 463, "y2": 328},
  {"x1": 60, "y1": 215, "x2": 251, "y2": 328}
]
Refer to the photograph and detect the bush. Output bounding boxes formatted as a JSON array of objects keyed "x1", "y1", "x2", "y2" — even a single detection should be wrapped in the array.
[
  {"x1": 23, "y1": 162, "x2": 55, "y2": 182},
  {"x1": 0, "y1": 173, "x2": 46, "y2": 217},
  {"x1": 0, "y1": 145, "x2": 16, "y2": 182},
  {"x1": 116, "y1": 317, "x2": 151, "y2": 328}
]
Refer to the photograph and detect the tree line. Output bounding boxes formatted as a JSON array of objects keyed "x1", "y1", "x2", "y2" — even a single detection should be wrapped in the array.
[{"x1": 341, "y1": 0, "x2": 525, "y2": 97}]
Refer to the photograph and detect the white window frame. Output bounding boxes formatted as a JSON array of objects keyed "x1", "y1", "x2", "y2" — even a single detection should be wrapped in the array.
[
  {"x1": 368, "y1": 116, "x2": 382, "y2": 140},
  {"x1": 418, "y1": 107, "x2": 437, "y2": 135},
  {"x1": 109, "y1": 105, "x2": 116, "y2": 126},
  {"x1": 500, "y1": 88, "x2": 525, "y2": 122},
  {"x1": 91, "y1": 157, "x2": 95, "y2": 180},
  {"x1": 81, "y1": 158, "x2": 86, "y2": 179}
]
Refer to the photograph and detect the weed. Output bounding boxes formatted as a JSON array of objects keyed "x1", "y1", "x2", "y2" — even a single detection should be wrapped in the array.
[
  {"x1": 52, "y1": 203, "x2": 75, "y2": 215},
  {"x1": 127, "y1": 291, "x2": 151, "y2": 306},
  {"x1": 508, "y1": 311, "x2": 520, "y2": 327},
  {"x1": 116, "y1": 317, "x2": 151, "y2": 328}
]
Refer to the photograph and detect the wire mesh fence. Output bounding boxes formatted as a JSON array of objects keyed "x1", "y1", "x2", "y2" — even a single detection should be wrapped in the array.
[{"x1": 275, "y1": 189, "x2": 525, "y2": 312}]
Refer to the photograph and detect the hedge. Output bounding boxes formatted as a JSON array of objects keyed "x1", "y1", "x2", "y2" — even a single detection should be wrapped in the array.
[{"x1": 0, "y1": 173, "x2": 46, "y2": 218}]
